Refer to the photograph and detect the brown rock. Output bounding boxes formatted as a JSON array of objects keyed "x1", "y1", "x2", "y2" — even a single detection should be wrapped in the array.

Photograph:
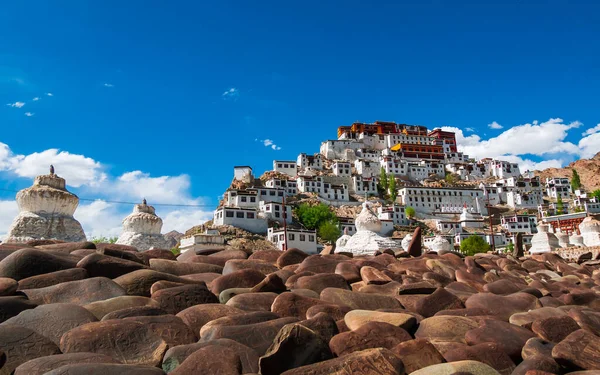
[
  {"x1": 391, "y1": 339, "x2": 444, "y2": 373},
  {"x1": 299, "y1": 312, "x2": 339, "y2": 343},
  {"x1": 0, "y1": 325, "x2": 60, "y2": 375},
  {"x1": 414, "y1": 287, "x2": 464, "y2": 317},
  {"x1": 295, "y1": 255, "x2": 343, "y2": 274},
  {"x1": 344, "y1": 310, "x2": 416, "y2": 331},
  {"x1": 17, "y1": 268, "x2": 88, "y2": 290},
  {"x1": 60, "y1": 320, "x2": 167, "y2": 367},
  {"x1": 306, "y1": 303, "x2": 352, "y2": 321},
  {"x1": 250, "y1": 273, "x2": 286, "y2": 293},
  {"x1": 398, "y1": 281, "x2": 437, "y2": 295},
  {"x1": 170, "y1": 345, "x2": 243, "y2": 374},
  {"x1": 552, "y1": 329, "x2": 600, "y2": 370},
  {"x1": 0, "y1": 277, "x2": 17, "y2": 296},
  {"x1": 208, "y1": 249, "x2": 248, "y2": 260},
  {"x1": 151, "y1": 283, "x2": 218, "y2": 314},
  {"x1": 176, "y1": 303, "x2": 244, "y2": 335},
  {"x1": 329, "y1": 321, "x2": 412, "y2": 356},
  {"x1": 200, "y1": 311, "x2": 281, "y2": 338},
  {"x1": 360, "y1": 266, "x2": 393, "y2": 285},
  {"x1": 445, "y1": 281, "x2": 479, "y2": 302},
  {"x1": 293, "y1": 273, "x2": 349, "y2": 294},
  {"x1": 76, "y1": 253, "x2": 146, "y2": 278},
  {"x1": 0, "y1": 248, "x2": 78, "y2": 281},
  {"x1": 114, "y1": 269, "x2": 205, "y2": 297},
  {"x1": 96, "y1": 246, "x2": 148, "y2": 265},
  {"x1": 408, "y1": 227, "x2": 422, "y2": 257},
  {"x1": 123, "y1": 314, "x2": 196, "y2": 346},
  {"x1": 1, "y1": 303, "x2": 97, "y2": 346},
  {"x1": 443, "y1": 342, "x2": 516, "y2": 375},
  {"x1": 259, "y1": 323, "x2": 333, "y2": 375},
  {"x1": 509, "y1": 307, "x2": 567, "y2": 329},
  {"x1": 182, "y1": 254, "x2": 227, "y2": 267},
  {"x1": 568, "y1": 308, "x2": 600, "y2": 336},
  {"x1": 511, "y1": 355, "x2": 561, "y2": 375},
  {"x1": 13, "y1": 353, "x2": 118, "y2": 375},
  {"x1": 415, "y1": 315, "x2": 480, "y2": 344},
  {"x1": 44, "y1": 363, "x2": 166, "y2": 374},
  {"x1": 434, "y1": 307, "x2": 492, "y2": 317},
  {"x1": 223, "y1": 259, "x2": 279, "y2": 275},
  {"x1": 465, "y1": 292, "x2": 542, "y2": 321},
  {"x1": 532, "y1": 315, "x2": 580, "y2": 343},
  {"x1": 276, "y1": 248, "x2": 308, "y2": 268},
  {"x1": 227, "y1": 292, "x2": 278, "y2": 312},
  {"x1": 320, "y1": 287, "x2": 401, "y2": 310},
  {"x1": 35, "y1": 241, "x2": 96, "y2": 252},
  {"x1": 248, "y1": 249, "x2": 282, "y2": 264},
  {"x1": 200, "y1": 317, "x2": 299, "y2": 355},
  {"x1": 149, "y1": 258, "x2": 223, "y2": 275},
  {"x1": 0, "y1": 295, "x2": 37, "y2": 323},
  {"x1": 272, "y1": 291, "x2": 331, "y2": 319},
  {"x1": 483, "y1": 279, "x2": 523, "y2": 295},
  {"x1": 210, "y1": 269, "x2": 266, "y2": 296},
  {"x1": 150, "y1": 280, "x2": 186, "y2": 294},
  {"x1": 23, "y1": 277, "x2": 126, "y2": 305},
  {"x1": 335, "y1": 262, "x2": 362, "y2": 283},
  {"x1": 465, "y1": 319, "x2": 536, "y2": 362},
  {"x1": 84, "y1": 296, "x2": 159, "y2": 319},
  {"x1": 102, "y1": 306, "x2": 168, "y2": 320},
  {"x1": 280, "y1": 348, "x2": 404, "y2": 375},
  {"x1": 143, "y1": 248, "x2": 177, "y2": 261},
  {"x1": 522, "y1": 338, "x2": 555, "y2": 360}
]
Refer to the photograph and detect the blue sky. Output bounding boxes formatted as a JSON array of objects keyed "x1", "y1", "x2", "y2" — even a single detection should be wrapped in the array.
[{"x1": 2, "y1": 1, "x2": 600, "y2": 237}]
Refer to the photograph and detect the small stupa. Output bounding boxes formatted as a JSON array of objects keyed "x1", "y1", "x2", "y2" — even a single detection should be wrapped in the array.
[
  {"x1": 569, "y1": 230, "x2": 585, "y2": 247},
  {"x1": 401, "y1": 234, "x2": 413, "y2": 251},
  {"x1": 528, "y1": 223, "x2": 559, "y2": 254},
  {"x1": 335, "y1": 228, "x2": 352, "y2": 249},
  {"x1": 427, "y1": 235, "x2": 452, "y2": 252},
  {"x1": 555, "y1": 230, "x2": 570, "y2": 248},
  {"x1": 115, "y1": 199, "x2": 172, "y2": 251},
  {"x1": 579, "y1": 216, "x2": 600, "y2": 247},
  {"x1": 5, "y1": 165, "x2": 86, "y2": 243},
  {"x1": 334, "y1": 202, "x2": 400, "y2": 256}
]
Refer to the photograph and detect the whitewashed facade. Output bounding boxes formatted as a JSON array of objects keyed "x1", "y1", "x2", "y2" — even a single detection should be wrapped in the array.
[
  {"x1": 273, "y1": 160, "x2": 298, "y2": 177},
  {"x1": 545, "y1": 177, "x2": 571, "y2": 199},
  {"x1": 398, "y1": 186, "x2": 486, "y2": 214},
  {"x1": 213, "y1": 207, "x2": 268, "y2": 233},
  {"x1": 268, "y1": 228, "x2": 318, "y2": 254},
  {"x1": 377, "y1": 205, "x2": 409, "y2": 225},
  {"x1": 259, "y1": 201, "x2": 292, "y2": 224}
]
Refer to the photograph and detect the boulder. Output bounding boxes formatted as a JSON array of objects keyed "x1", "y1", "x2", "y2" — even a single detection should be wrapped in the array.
[
  {"x1": 552, "y1": 329, "x2": 600, "y2": 370},
  {"x1": 329, "y1": 321, "x2": 412, "y2": 356},
  {"x1": 17, "y1": 268, "x2": 88, "y2": 290},
  {"x1": 227, "y1": 292, "x2": 278, "y2": 312},
  {"x1": 151, "y1": 283, "x2": 218, "y2": 314},
  {"x1": 76, "y1": 253, "x2": 146, "y2": 278},
  {"x1": 176, "y1": 303, "x2": 244, "y2": 335},
  {"x1": 23, "y1": 277, "x2": 126, "y2": 305},
  {"x1": 122, "y1": 315, "x2": 197, "y2": 346},
  {"x1": 320, "y1": 287, "x2": 401, "y2": 310},
  {"x1": 210, "y1": 269, "x2": 266, "y2": 296},
  {"x1": 443, "y1": 343, "x2": 516, "y2": 375},
  {"x1": 13, "y1": 353, "x2": 118, "y2": 375},
  {"x1": 465, "y1": 319, "x2": 536, "y2": 362},
  {"x1": 44, "y1": 363, "x2": 166, "y2": 374},
  {"x1": 465, "y1": 292, "x2": 542, "y2": 321},
  {"x1": 169, "y1": 345, "x2": 243, "y2": 375},
  {"x1": 200, "y1": 311, "x2": 281, "y2": 338},
  {"x1": 344, "y1": 310, "x2": 416, "y2": 331},
  {"x1": 0, "y1": 277, "x2": 17, "y2": 296},
  {"x1": 149, "y1": 258, "x2": 223, "y2": 275},
  {"x1": 114, "y1": 269, "x2": 204, "y2": 297},
  {"x1": 272, "y1": 292, "x2": 332, "y2": 319},
  {"x1": 102, "y1": 306, "x2": 168, "y2": 320},
  {"x1": 415, "y1": 315, "x2": 480, "y2": 344},
  {"x1": 0, "y1": 325, "x2": 61, "y2": 375},
  {"x1": 0, "y1": 248, "x2": 78, "y2": 281},
  {"x1": 276, "y1": 248, "x2": 308, "y2": 268},
  {"x1": 409, "y1": 360, "x2": 502, "y2": 375},
  {"x1": 0, "y1": 295, "x2": 37, "y2": 323},
  {"x1": 293, "y1": 273, "x2": 349, "y2": 294},
  {"x1": 414, "y1": 287, "x2": 464, "y2": 317},
  {"x1": 391, "y1": 339, "x2": 445, "y2": 373},
  {"x1": 84, "y1": 296, "x2": 159, "y2": 319},
  {"x1": 531, "y1": 315, "x2": 580, "y2": 343},
  {"x1": 222, "y1": 259, "x2": 279, "y2": 275}
]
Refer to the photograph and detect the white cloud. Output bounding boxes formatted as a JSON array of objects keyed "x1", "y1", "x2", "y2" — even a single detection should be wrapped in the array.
[
  {"x1": 75, "y1": 200, "x2": 123, "y2": 239},
  {"x1": 271, "y1": 145, "x2": 281, "y2": 150},
  {"x1": 257, "y1": 138, "x2": 282, "y2": 151},
  {"x1": 488, "y1": 121, "x2": 503, "y2": 130},
  {"x1": 6, "y1": 101, "x2": 25, "y2": 108},
  {"x1": 578, "y1": 132, "x2": 600, "y2": 159},
  {"x1": 32, "y1": 97, "x2": 40, "y2": 101},
  {"x1": 24, "y1": 112, "x2": 34, "y2": 117},
  {"x1": 222, "y1": 87, "x2": 239, "y2": 100},
  {"x1": 103, "y1": 83, "x2": 114, "y2": 88},
  {"x1": 0, "y1": 200, "x2": 19, "y2": 241},
  {"x1": 582, "y1": 123, "x2": 600, "y2": 136},
  {"x1": 263, "y1": 139, "x2": 274, "y2": 147},
  {"x1": 465, "y1": 127, "x2": 475, "y2": 132},
  {"x1": 46, "y1": 92, "x2": 53, "y2": 96}
]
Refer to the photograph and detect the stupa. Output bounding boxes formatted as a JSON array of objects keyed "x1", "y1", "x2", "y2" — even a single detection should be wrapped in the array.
[
  {"x1": 335, "y1": 228, "x2": 352, "y2": 250},
  {"x1": 115, "y1": 199, "x2": 172, "y2": 251},
  {"x1": 569, "y1": 231, "x2": 585, "y2": 247},
  {"x1": 555, "y1": 230, "x2": 570, "y2": 248},
  {"x1": 401, "y1": 234, "x2": 413, "y2": 251},
  {"x1": 334, "y1": 202, "x2": 400, "y2": 256},
  {"x1": 579, "y1": 216, "x2": 600, "y2": 247},
  {"x1": 4, "y1": 166, "x2": 86, "y2": 243},
  {"x1": 427, "y1": 235, "x2": 452, "y2": 252},
  {"x1": 528, "y1": 224, "x2": 559, "y2": 254}
]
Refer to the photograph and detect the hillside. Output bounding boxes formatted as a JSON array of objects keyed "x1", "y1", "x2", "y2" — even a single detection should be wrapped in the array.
[{"x1": 536, "y1": 152, "x2": 600, "y2": 192}]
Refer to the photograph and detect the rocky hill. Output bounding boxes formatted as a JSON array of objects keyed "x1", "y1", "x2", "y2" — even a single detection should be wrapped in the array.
[{"x1": 535, "y1": 152, "x2": 600, "y2": 191}]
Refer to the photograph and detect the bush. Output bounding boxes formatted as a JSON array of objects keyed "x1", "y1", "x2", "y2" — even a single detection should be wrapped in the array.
[
  {"x1": 318, "y1": 221, "x2": 341, "y2": 244},
  {"x1": 90, "y1": 236, "x2": 118, "y2": 244},
  {"x1": 460, "y1": 235, "x2": 490, "y2": 256},
  {"x1": 571, "y1": 169, "x2": 581, "y2": 191},
  {"x1": 296, "y1": 203, "x2": 337, "y2": 230},
  {"x1": 388, "y1": 175, "x2": 397, "y2": 202},
  {"x1": 405, "y1": 206, "x2": 416, "y2": 219}
]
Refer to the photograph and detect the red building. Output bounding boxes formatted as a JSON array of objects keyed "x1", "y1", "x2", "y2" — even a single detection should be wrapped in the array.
[{"x1": 428, "y1": 128, "x2": 457, "y2": 153}]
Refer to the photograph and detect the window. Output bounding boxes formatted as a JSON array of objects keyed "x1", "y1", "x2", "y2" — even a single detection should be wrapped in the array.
[
  {"x1": 309, "y1": 235, "x2": 315, "y2": 242},
  {"x1": 236, "y1": 212, "x2": 244, "y2": 218},
  {"x1": 266, "y1": 206, "x2": 270, "y2": 211},
  {"x1": 275, "y1": 212, "x2": 280, "y2": 218},
  {"x1": 261, "y1": 190, "x2": 267, "y2": 196},
  {"x1": 275, "y1": 205, "x2": 280, "y2": 211},
  {"x1": 250, "y1": 197, "x2": 256, "y2": 202},
  {"x1": 300, "y1": 234, "x2": 306, "y2": 241},
  {"x1": 279, "y1": 234, "x2": 284, "y2": 241},
  {"x1": 278, "y1": 192, "x2": 284, "y2": 197},
  {"x1": 289, "y1": 234, "x2": 295, "y2": 240},
  {"x1": 278, "y1": 163, "x2": 282, "y2": 168},
  {"x1": 226, "y1": 211, "x2": 234, "y2": 218},
  {"x1": 247, "y1": 212, "x2": 254, "y2": 219},
  {"x1": 241, "y1": 196, "x2": 247, "y2": 202},
  {"x1": 270, "y1": 191, "x2": 276, "y2": 196}
]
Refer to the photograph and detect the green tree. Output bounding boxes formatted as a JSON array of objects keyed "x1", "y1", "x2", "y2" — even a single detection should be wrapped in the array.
[
  {"x1": 388, "y1": 175, "x2": 398, "y2": 202},
  {"x1": 556, "y1": 195, "x2": 564, "y2": 215},
  {"x1": 378, "y1": 167, "x2": 388, "y2": 193},
  {"x1": 295, "y1": 203, "x2": 337, "y2": 230},
  {"x1": 591, "y1": 189, "x2": 600, "y2": 202},
  {"x1": 318, "y1": 221, "x2": 341, "y2": 244},
  {"x1": 460, "y1": 235, "x2": 491, "y2": 256},
  {"x1": 506, "y1": 242, "x2": 514, "y2": 253},
  {"x1": 445, "y1": 172, "x2": 458, "y2": 184},
  {"x1": 405, "y1": 206, "x2": 416, "y2": 219},
  {"x1": 571, "y1": 169, "x2": 581, "y2": 191},
  {"x1": 90, "y1": 236, "x2": 118, "y2": 244}
]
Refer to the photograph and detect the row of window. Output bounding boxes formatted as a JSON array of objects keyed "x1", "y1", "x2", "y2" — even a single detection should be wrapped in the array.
[
  {"x1": 276, "y1": 163, "x2": 296, "y2": 169},
  {"x1": 272, "y1": 233, "x2": 316, "y2": 242},
  {"x1": 217, "y1": 210, "x2": 256, "y2": 219},
  {"x1": 405, "y1": 190, "x2": 480, "y2": 197}
]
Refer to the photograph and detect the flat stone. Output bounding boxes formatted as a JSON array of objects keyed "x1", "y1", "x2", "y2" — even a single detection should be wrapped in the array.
[
  {"x1": 150, "y1": 280, "x2": 186, "y2": 294},
  {"x1": 445, "y1": 281, "x2": 478, "y2": 302},
  {"x1": 280, "y1": 348, "x2": 404, "y2": 375},
  {"x1": 465, "y1": 319, "x2": 536, "y2": 362},
  {"x1": 415, "y1": 316, "x2": 480, "y2": 344},
  {"x1": 102, "y1": 306, "x2": 168, "y2": 320},
  {"x1": 151, "y1": 283, "x2": 218, "y2": 314},
  {"x1": 293, "y1": 273, "x2": 349, "y2": 294},
  {"x1": 200, "y1": 317, "x2": 299, "y2": 355},
  {"x1": 483, "y1": 279, "x2": 524, "y2": 295},
  {"x1": 1, "y1": 303, "x2": 97, "y2": 346},
  {"x1": 183, "y1": 254, "x2": 227, "y2": 267},
  {"x1": 360, "y1": 266, "x2": 393, "y2": 285},
  {"x1": 391, "y1": 339, "x2": 444, "y2": 373},
  {"x1": 219, "y1": 288, "x2": 252, "y2": 303},
  {"x1": 532, "y1": 315, "x2": 580, "y2": 343},
  {"x1": 423, "y1": 271, "x2": 454, "y2": 287},
  {"x1": 414, "y1": 287, "x2": 464, "y2": 317},
  {"x1": 410, "y1": 360, "x2": 502, "y2": 375},
  {"x1": 298, "y1": 312, "x2": 339, "y2": 343},
  {"x1": 0, "y1": 296, "x2": 37, "y2": 323},
  {"x1": 465, "y1": 292, "x2": 542, "y2": 321},
  {"x1": 227, "y1": 292, "x2": 278, "y2": 312},
  {"x1": 277, "y1": 248, "x2": 308, "y2": 268},
  {"x1": 200, "y1": 311, "x2": 281, "y2": 338},
  {"x1": 568, "y1": 309, "x2": 600, "y2": 336},
  {"x1": 96, "y1": 247, "x2": 148, "y2": 265},
  {"x1": 511, "y1": 355, "x2": 561, "y2": 375},
  {"x1": 0, "y1": 277, "x2": 17, "y2": 296},
  {"x1": 76, "y1": 253, "x2": 147, "y2": 279},
  {"x1": 509, "y1": 307, "x2": 567, "y2": 329},
  {"x1": 359, "y1": 281, "x2": 403, "y2": 296},
  {"x1": 210, "y1": 269, "x2": 266, "y2": 296},
  {"x1": 295, "y1": 255, "x2": 343, "y2": 274},
  {"x1": 329, "y1": 321, "x2": 412, "y2": 356},
  {"x1": 250, "y1": 273, "x2": 286, "y2": 293},
  {"x1": 60, "y1": 320, "x2": 167, "y2": 367},
  {"x1": 23, "y1": 277, "x2": 126, "y2": 305},
  {"x1": 344, "y1": 310, "x2": 416, "y2": 331},
  {"x1": 522, "y1": 338, "x2": 555, "y2": 360},
  {"x1": 13, "y1": 353, "x2": 118, "y2": 375},
  {"x1": 306, "y1": 304, "x2": 352, "y2": 321},
  {"x1": 397, "y1": 281, "x2": 437, "y2": 295},
  {"x1": 122, "y1": 315, "x2": 196, "y2": 346},
  {"x1": 259, "y1": 323, "x2": 333, "y2": 375},
  {"x1": 272, "y1": 291, "x2": 331, "y2": 319},
  {"x1": 17, "y1": 268, "x2": 88, "y2": 290},
  {"x1": 180, "y1": 272, "x2": 221, "y2": 284},
  {"x1": 143, "y1": 249, "x2": 177, "y2": 261},
  {"x1": 0, "y1": 325, "x2": 60, "y2": 375},
  {"x1": 84, "y1": 296, "x2": 159, "y2": 319},
  {"x1": 149, "y1": 258, "x2": 223, "y2": 275},
  {"x1": 455, "y1": 268, "x2": 487, "y2": 291},
  {"x1": 552, "y1": 329, "x2": 600, "y2": 370},
  {"x1": 0, "y1": 248, "x2": 78, "y2": 281},
  {"x1": 35, "y1": 241, "x2": 96, "y2": 252},
  {"x1": 434, "y1": 307, "x2": 492, "y2": 317},
  {"x1": 43, "y1": 363, "x2": 166, "y2": 374},
  {"x1": 208, "y1": 249, "x2": 248, "y2": 260},
  {"x1": 426, "y1": 258, "x2": 458, "y2": 279},
  {"x1": 248, "y1": 249, "x2": 282, "y2": 264},
  {"x1": 222, "y1": 259, "x2": 279, "y2": 275},
  {"x1": 443, "y1": 342, "x2": 516, "y2": 375},
  {"x1": 162, "y1": 339, "x2": 259, "y2": 374},
  {"x1": 320, "y1": 287, "x2": 401, "y2": 310},
  {"x1": 176, "y1": 303, "x2": 244, "y2": 336},
  {"x1": 335, "y1": 262, "x2": 362, "y2": 283},
  {"x1": 114, "y1": 269, "x2": 204, "y2": 297}
]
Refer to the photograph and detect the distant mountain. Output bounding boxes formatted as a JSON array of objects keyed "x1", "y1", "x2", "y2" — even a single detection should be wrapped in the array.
[{"x1": 536, "y1": 152, "x2": 600, "y2": 192}]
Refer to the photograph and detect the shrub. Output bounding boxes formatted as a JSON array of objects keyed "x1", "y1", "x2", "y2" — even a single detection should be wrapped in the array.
[
  {"x1": 460, "y1": 235, "x2": 490, "y2": 256},
  {"x1": 405, "y1": 206, "x2": 416, "y2": 219},
  {"x1": 296, "y1": 203, "x2": 337, "y2": 230}
]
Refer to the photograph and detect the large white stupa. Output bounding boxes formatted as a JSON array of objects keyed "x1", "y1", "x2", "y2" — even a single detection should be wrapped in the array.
[
  {"x1": 528, "y1": 223, "x2": 559, "y2": 254},
  {"x1": 579, "y1": 216, "x2": 600, "y2": 247},
  {"x1": 4, "y1": 166, "x2": 86, "y2": 243},
  {"x1": 335, "y1": 202, "x2": 400, "y2": 256},
  {"x1": 115, "y1": 199, "x2": 172, "y2": 251}
]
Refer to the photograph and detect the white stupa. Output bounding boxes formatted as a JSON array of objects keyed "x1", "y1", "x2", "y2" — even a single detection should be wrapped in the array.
[
  {"x1": 529, "y1": 224, "x2": 560, "y2": 254},
  {"x1": 427, "y1": 235, "x2": 452, "y2": 252},
  {"x1": 4, "y1": 165, "x2": 86, "y2": 243},
  {"x1": 115, "y1": 199, "x2": 172, "y2": 251},
  {"x1": 335, "y1": 228, "x2": 352, "y2": 250},
  {"x1": 401, "y1": 234, "x2": 413, "y2": 251},
  {"x1": 579, "y1": 217, "x2": 600, "y2": 247},
  {"x1": 334, "y1": 202, "x2": 400, "y2": 256}
]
